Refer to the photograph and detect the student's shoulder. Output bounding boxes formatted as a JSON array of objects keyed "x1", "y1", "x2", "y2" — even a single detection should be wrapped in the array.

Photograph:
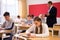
[
  {"x1": 31, "y1": 24, "x2": 36, "y2": 27},
  {"x1": 42, "y1": 23, "x2": 48, "y2": 26}
]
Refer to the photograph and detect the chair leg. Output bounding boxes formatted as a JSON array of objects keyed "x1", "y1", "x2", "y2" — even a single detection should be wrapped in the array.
[
  {"x1": 52, "y1": 30, "x2": 53, "y2": 36},
  {"x1": 2, "y1": 37, "x2": 4, "y2": 40},
  {"x1": 59, "y1": 30, "x2": 60, "y2": 37},
  {"x1": 12, "y1": 36, "x2": 14, "y2": 40}
]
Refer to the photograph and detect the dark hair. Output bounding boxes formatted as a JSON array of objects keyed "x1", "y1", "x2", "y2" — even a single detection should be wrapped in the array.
[
  {"x1": 34, "y1": 17, "x2": 42, "y2": 22},
  {"x1": 27, "y1": 15, "x2": 32, "y2": 17},
  {"x1": 17, "y1": 15, "x2": 20, "y2": 18},
  {"x1": 34, "y1": 17, "x2": 42, "y2": 34},
  {"x1": 31, "y1": 15, "x2": 34, "y2": 18},
  {"x1": 48, "y1": 1, "x2": 52, "y2": 4},
  {"x1": 3, "y1": 12, "x2": 10, "y2": 16}
]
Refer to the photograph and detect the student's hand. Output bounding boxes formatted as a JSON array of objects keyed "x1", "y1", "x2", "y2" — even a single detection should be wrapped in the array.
[
  {"x1": 27, "y1": 33, "x2": 31, "y2": 36},
  {"x1": 41, "y1": 14, "x2": 45, "y2": 19},
  {"x1": 26, "y1": 33, "x2": 36, "y2": 38},
  {"x1": 0, "y1": 28, "x2": 4, "y2": 30},
  {"x1": 30, "y1": 34, "x2": 36, "y2": 38},
  {"x1": 46, "y1": 13, "x2": 50, "y2": 16}
]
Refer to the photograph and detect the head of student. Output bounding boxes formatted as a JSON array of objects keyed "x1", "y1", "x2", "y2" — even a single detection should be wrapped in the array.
[
  {"x1": 3, "y1": 12, "x2": 10, "y2": 21},
  {"x1": 31, "y1": 15, "x2": 34, "y2": 18},
  {"x1": 34, "y1": 17, "x2": 42, "y2": 27},
  {"x1": 27, "y1": 15, "x2": 32, "y2": 20},
  {"x1": 17, "y1": 15, "x2": 20, "y2": 19},
  {"x1": 48, "y1": 1, "x2": 52, "y2": 8}
]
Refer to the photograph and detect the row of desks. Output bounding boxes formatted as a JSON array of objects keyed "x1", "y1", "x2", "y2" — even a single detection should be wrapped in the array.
[
  {"x1": 0, "y1": 30, "x2": 12, "y2": 37},
  {"x1": 0, "y1": 24, "x2": 60, "y2": 40}
]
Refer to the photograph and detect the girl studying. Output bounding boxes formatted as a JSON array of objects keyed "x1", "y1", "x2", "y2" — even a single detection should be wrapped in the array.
[{"x1": 26, "y1": 17, "x2": 49, "y2": 37}]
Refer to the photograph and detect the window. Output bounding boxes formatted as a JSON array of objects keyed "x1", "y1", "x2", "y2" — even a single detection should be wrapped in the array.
[{"x1": 0, "y1": 0, "x2": 19, "y2": 23}]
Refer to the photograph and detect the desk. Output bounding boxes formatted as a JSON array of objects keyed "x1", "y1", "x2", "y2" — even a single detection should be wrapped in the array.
[
  {"x1": 18, "y1": 26, "x2": 30, "y2": 30},
  {"x1": 15, "y1": 24, "x2": 30, "y2": 33},
  {"x1": 15, "y1": 24, "x2": 30, "y2": 30},
  {"x1": 0, "y1": 30, "x2": 12, "y2": 37},
  {"x1": 13, "y1": 33, "x2": 60, "y2": 40}
]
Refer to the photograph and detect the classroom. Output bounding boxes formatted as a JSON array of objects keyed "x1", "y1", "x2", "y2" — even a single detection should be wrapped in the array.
[{"x1": 0, "y1": 0, "x2": 60, "y2": 40}]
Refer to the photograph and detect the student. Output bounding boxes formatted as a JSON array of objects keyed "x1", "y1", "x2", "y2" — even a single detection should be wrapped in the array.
[
  {"x1": 26, "y1": 17, "x2": 49, "y2": 37},
  {"x1": 39, "y1": 14, "x2": 45, "y2": 23},
  {"x1": 15, "y1": 15, "x2": 21, "y2": 23},
  {"x1": 26, "y1": 15, "x2": 33, "y2": 26},
  {"x1": 20, "y1": 17, "x2": 26, "y2": 25},
  {"x1": 31, "y1": 15, "x2": 34, "y2": 19},
  {"x1": 1, "y1": 12, "x2": 14, "y2": 40}
]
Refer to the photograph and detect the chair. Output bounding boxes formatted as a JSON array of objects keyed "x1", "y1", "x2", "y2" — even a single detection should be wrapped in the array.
[
  {"x1": 2, "y1": 34, "x2": 10, "y2": 40},
  {"x1": 49, "y1": 24, "x2": 60, "y2": 36}
]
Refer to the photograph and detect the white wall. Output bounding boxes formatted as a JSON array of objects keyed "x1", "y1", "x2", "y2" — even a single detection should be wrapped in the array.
[
  {"x1": 27, "y1": 0, "x2": 60, "y2": 5},
  {"x1": 27, "y1": 0, "x2": 60, "y2": 24}
]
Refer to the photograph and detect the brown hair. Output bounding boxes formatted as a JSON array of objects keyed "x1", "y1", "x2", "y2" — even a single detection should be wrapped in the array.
[
  {"x1": 34, "y1": 17, "x2": 42, "y2": 34},
  {"x1": 48, "y1": 1, "x2": 52, "y2": 5}
]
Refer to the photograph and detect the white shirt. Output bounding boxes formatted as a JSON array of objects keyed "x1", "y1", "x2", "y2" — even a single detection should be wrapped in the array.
[
  {"x1": 26, "y1": 23, "x2": 49, "y2": 37},
  {"x1": 15, "y1": 18, "x2": 21, "y2": 23},
  {"x1": 48, "y1": 5, "x2": 53, "y2": 13},
  {"x1": 39, "y1": 14, "x2": 45, "y2": 23}
]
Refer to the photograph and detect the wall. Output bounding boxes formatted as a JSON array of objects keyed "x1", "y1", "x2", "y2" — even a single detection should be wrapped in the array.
[{"x1": 27, "y1": 0, "x2": 60, "y2": 24}]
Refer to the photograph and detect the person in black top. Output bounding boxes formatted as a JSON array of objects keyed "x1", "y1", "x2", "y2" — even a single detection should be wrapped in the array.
[{"x1": 45, "y1": 1, "x2": 57, "y2": 28}]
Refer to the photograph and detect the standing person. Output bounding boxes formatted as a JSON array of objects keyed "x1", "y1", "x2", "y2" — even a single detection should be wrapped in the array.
[
  {"x1": 26, "y1": 17, "x2": 49, "y2": 37},
  {"x1": 0, "y1": 12, "x2": 14, "y2": 40},
  {"x1": 45, "y1": 1, "x2": 57, "y2": 28}
]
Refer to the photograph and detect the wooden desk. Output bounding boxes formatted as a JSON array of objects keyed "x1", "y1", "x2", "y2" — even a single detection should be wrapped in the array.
[
  {"x1": 13, "y1": 33, "x2": 60, "y2": 40},
  {"x1": 0, "y1": 30, "x2": 12, "y2": 37},
  {"x1": 15, "y1": 24, "x2": 30, "y2": 30},
  {"x1": 19, "y1": 26, "x2": 30, "y2": 30}
]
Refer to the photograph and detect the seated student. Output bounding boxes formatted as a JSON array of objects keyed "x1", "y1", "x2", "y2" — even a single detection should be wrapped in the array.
[
  {"x1": 15, "y1": 15, "x2": 21, "y2": 23},
  {"x1": 26, "y1": 15, "x2": 33, "y2": 26},
  {"x1": 39, "y1": 14, "x2": 45, "y2": 23},
  {"x1": 31, "y1": 15, "x2": 34, "y2": 20},
  {"x1": 20, "y1": 17, "x2": 26, "y2": 25},
  {"x1": 17, "y1": 17, "x2": 27, "y2": 33},
  {"x1": 26, "y1": 17, "x2": 49, "y2": 37},
  {"x1": 0, "y1": 12, "x2": 14, "y2": 40}
]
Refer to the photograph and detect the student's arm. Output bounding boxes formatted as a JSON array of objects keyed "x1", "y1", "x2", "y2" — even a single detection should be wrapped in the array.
[
  {"x1": 31, "y1": 24, "x2": 49, "y2": 37},
  {"x1": 26, "y1": 25, "x2": 35, "y2": 34}
]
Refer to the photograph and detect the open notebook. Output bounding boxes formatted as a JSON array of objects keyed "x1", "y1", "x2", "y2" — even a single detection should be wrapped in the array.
[{"x1": 14, "y1": 34, "x2": 29, "y2": 40}]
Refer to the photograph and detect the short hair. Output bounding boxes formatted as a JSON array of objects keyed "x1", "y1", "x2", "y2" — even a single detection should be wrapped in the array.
[
  {"x1": 3, "y1": 12, "x2": 10, "y2": 16},
  {"x1": 34, "y1": 17, "x2": 42, "y2": 22},
  {"x1": 27, "y1": 15, "x2": 32, "y2": 17},
  {"x1": 48, "y1": 1, "x2": 52, "y2": 4},
  {"x1": 31, "y1": 15, "x2": 34, "y2": 18},
  {"x1": 17, "y1": 15, "x2": 20, "y2": 18}
]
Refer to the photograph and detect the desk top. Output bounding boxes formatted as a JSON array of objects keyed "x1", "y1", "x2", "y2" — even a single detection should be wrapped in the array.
[
  {"x1": 14, "y1": 33, "x2": 60, "y2": 40},
  {"x1": 0, "y1": 30, "x2": 12, "y2": 34}
]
